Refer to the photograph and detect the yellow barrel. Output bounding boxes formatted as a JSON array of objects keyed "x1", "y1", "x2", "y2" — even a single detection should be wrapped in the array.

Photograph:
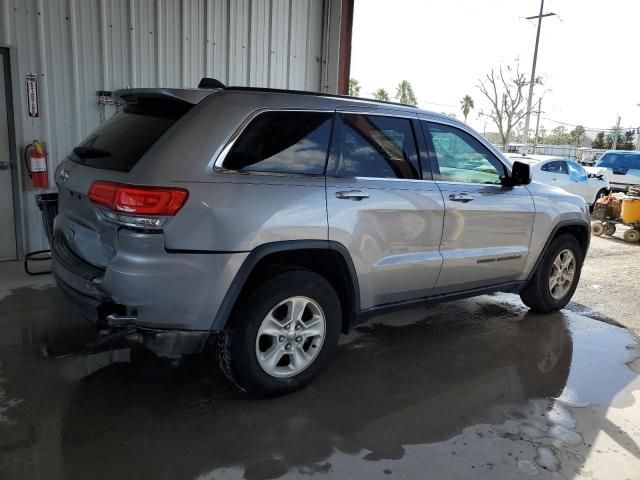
[{"x1": 621, "y1": 198, "x2": 640, "y2": 223}]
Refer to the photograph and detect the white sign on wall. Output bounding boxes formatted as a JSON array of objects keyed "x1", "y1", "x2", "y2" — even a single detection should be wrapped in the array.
[{"x1": 26, "y1": 74, "x2": 39, "y2": 118}]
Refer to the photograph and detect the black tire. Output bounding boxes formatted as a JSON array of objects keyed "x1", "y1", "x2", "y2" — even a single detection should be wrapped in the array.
[
  {"x1": 603, "y1": 222, "x2": 616, "y2": 236},
  {"x1": 216, "y1": 270, "x2": 341, "y2": 396},
  {"x1": 519, "y1": 234, "x2": 584, "y2": 313}
]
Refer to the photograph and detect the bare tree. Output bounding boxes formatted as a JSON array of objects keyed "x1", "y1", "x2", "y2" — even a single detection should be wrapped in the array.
[{"x1": 477, "y1": 63, "x2": 540, "y2": 150}]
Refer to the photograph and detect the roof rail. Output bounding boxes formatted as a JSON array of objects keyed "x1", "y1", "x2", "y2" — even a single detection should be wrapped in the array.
[{"x1": 222, "y1": 85, "x2": 418, "y2": 109}]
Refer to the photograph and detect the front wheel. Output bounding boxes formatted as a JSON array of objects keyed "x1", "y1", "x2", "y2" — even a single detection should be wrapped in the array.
[
  {"x1": 216, "y1": 270, "x2": 341, "y2": 396},
  {"x1": 594, "y1": 188, "x2": 609, "y2": 204},
  {"x1": 519, "y1": 234, "x2": 584, "y2": 313}
]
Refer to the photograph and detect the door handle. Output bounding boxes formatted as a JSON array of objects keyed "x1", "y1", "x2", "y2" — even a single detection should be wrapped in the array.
[
  {"x1": 0, "y1": 161, "x2": 10, "y2": 171},
  {"x1": 336, "y1": 190, "x2": 369, "y2": 201},
  {"x1": 449, "y1": 193, "x2": 474, "y2": 203}
]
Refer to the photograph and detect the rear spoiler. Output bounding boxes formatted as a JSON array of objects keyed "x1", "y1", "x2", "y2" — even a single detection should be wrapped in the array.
[{"x1": 113, "y1": 88, "x2": 216, "y2": 106}]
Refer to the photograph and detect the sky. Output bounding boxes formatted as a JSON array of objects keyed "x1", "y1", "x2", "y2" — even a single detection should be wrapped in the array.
[{"x1": 351, "y1": 0, "x2": 640, "y2": 138}]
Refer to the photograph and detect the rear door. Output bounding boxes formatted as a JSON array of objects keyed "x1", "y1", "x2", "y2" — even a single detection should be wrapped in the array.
[
  {"x1": 422, "y1": 120, "x2": 535, "y2": 294},
  {"x1": 326, "y1": 109, "x2": 445, "y2": 309}
]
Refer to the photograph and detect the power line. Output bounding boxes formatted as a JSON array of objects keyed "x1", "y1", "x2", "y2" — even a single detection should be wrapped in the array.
[{"x1": 541, "y1": 116, "x2": 638, "y2": 132}]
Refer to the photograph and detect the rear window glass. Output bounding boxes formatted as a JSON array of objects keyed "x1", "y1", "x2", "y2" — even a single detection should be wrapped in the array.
[
  {"x1": 596, "y1": 152, "x2": 640, "y2": 171},
  {"x1": 69, "y1": 98, "x2": 191, "y2": 172},
  {"x1": 222, "y1": 111, "x2": 332, "y2": 175}
]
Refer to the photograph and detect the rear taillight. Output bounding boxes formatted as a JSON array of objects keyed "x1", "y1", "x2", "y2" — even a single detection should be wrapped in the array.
[{"x1": 88, "y1": 181, "x2": 188, "y2": 229}]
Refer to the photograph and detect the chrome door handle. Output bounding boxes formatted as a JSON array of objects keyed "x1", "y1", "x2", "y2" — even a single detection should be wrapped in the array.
[
  {"x1": 336, "y1": 190, "x2": 369, "y2": 201},
  {"x1": 449, "y1": 193, "x2": 474, "y2": 203}
]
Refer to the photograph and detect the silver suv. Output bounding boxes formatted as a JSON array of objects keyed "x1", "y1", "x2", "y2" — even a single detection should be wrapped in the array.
[{"x1": 52, "y1": 85, "x2": 590, "y2": 396}]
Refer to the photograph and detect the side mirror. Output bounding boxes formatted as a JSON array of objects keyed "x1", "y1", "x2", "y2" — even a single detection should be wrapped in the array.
[{"x1": 503, "y1": 161, "x2": 531, "y2": 187}]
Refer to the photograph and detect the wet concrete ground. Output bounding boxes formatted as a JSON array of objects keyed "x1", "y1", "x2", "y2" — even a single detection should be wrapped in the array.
[{"x1": 1, "y1": 261, "x2": 639, "y2": 479}]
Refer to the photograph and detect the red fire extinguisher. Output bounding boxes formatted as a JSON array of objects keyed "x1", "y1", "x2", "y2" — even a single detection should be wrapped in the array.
[{"x1": 24, "y1": 141, "x2": 48, "y2": 189}]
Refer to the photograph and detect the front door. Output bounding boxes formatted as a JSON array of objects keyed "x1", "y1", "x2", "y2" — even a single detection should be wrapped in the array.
[
  {"x1": 422, "y1": 120, "x2": 535, "y2": 294},
  {"x1": 0, "y1": 50, "x2": 17, "y2": 261},
  {"x1": 326, "y1": 111, "x2": 445, "y2": 310}
]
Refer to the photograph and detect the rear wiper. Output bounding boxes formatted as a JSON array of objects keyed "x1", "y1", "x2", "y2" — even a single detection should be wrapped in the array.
[{"x1": 72, "y1": 146, "x2": 112, "y2": 158}]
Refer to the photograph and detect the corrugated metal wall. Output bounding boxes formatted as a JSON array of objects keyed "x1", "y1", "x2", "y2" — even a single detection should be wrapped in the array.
[{"x1": 0, "y1": 0, "x2": 340, "y2": 254}]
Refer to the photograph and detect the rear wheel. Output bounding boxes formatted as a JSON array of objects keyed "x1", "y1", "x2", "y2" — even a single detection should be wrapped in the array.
[
  {"x1": 216, "y1": 270, "x2": 341, "y2": 396},
  {"x1": 519, "y1": 234, "x2": 583, "y2": 313}
]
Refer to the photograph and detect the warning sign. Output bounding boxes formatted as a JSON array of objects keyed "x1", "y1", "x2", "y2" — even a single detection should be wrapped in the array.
[{"x1": 26, "y1": 74, "x2": 39, "y2": 118}]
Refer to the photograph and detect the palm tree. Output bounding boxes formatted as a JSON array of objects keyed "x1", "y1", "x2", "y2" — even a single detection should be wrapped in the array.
[
  {"x1": 460, "y1": 95, "x2": 474, "y2": 123},
  {"x1": 373, "y1": 88, "x2": 390, "y2": 101},
  {"x1": 348, "y1": 79, "x2": 361, "y2": 97},
  {"x1": 395, "y1": 80, "x2": 417, "y2": 105}
]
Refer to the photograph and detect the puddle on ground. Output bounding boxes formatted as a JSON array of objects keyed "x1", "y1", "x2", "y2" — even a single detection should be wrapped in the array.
[{"x1": 0, "y1": 288, "x2": 638, "y2": 480}]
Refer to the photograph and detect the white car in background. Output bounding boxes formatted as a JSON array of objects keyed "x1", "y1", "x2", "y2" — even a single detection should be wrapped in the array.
[{"x1": 506, "y1": 154, "x2": 610, "y2": 207}]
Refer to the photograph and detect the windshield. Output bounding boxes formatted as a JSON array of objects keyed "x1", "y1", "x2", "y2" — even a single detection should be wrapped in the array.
[{"x1": 596, "y1": 152, "x2": 640, "y2": 171}]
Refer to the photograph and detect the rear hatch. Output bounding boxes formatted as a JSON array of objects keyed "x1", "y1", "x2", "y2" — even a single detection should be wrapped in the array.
[{"x1": 55, "y1": 89, "x2": 209, "y2": 268}]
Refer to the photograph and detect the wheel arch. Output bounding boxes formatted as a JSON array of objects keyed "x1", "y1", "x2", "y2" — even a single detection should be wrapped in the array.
[
  {"x1": 526, "y1": 220, "x2": 590, "y2": 283},
  {"x1": 211, "y1": 241, "x2": 360, "y2": 334}
]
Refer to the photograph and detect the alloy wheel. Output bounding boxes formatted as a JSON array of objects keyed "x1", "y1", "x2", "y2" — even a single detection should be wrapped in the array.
[
  {"x1": 255, "y1": 296, "x2": 326, "y2": 378},
  {"x1": 548, "y1": 249, "x2": 576, "y2": 300}
]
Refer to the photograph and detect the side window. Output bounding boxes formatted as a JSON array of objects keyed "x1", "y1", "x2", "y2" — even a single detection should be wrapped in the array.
[
  {"x1": 425, "y1": 122, "x2": 505, "y2": 185},
  {"x1": 541, "y1": 161, "x2": 568, "y2": 174},
  {"x1": 222, "y1": 111, "x2": 332, "y2": 175},
  {"x1": 332, "y1": 114, "x2": 420, "y2": 179},
  {"x1": 567, "y1": 161, "x2": 588, "y2": 182}
]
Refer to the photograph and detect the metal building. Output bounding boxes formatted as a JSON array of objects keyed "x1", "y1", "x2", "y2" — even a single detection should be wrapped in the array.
[{"x1": 0, "y1": 0, "x2": 353, "y2": 259}]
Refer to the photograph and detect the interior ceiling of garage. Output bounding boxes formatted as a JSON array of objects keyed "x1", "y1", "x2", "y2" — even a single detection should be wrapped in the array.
[{"x1": 0, "y1": 0, "x2": 346, "y2": 253}]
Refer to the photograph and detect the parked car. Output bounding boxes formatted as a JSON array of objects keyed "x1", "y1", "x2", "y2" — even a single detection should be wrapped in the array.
[
  {"x1": 594, "y1": 150, "x2": 640, "y2": 193},
  {"x1": 506, "y1": 154, "x2": 610, "y2": 207},
  {"x1": 52, "y1": 84, "x2": 590, "y2": 396}
]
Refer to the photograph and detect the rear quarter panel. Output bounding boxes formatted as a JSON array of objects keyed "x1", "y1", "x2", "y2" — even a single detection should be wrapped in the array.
[{"x1": 164, "y1": 174, "x2": 328, "y2": 251}]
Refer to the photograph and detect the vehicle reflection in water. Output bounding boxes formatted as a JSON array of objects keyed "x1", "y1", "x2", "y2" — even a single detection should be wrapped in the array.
[
  {"x1": 57, "y1": 298, "x2": 571, "y2": 480},
  {"x1": 2, "y1": 287, "x2": 639, "y2": 480}
]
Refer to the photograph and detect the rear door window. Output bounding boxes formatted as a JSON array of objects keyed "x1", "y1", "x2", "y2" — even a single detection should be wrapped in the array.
[
  {"x1": 222, "y1": 111, "x2": 333, "y2": 175},
  {"x1": 330, "y1": 113, "x2": 420, "y2": 179},
  {"x1": 70, "y1": 98, "x2": 191, "y2": 172}
]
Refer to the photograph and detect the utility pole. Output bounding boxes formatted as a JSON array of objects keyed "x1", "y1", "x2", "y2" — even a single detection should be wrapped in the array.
[
  {"x1": 612, "y1": 115, "x2": 621, "y2": 150},
  {"x1": 533, "y1": 97, "x2": 542, "y2": 145},
  {"x1": 522, "y1": 0, "x2": 556, "y2": 144}
]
